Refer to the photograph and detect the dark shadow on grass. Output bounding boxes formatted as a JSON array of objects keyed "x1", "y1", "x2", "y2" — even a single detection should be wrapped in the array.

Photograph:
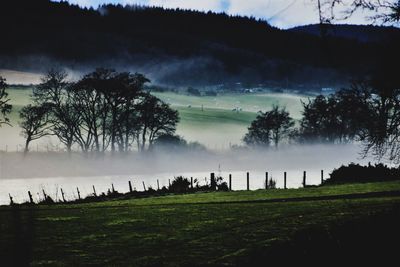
[
  {"x1": 231, "y1": 204, "x2": 400, "y2": 266},
  {"x1": 2, "y1": 206, "x2": 35, "y2": 267}
]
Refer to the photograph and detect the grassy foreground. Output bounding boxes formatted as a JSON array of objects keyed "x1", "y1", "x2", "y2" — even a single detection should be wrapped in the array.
[{"x1": 1, "y1": 181, "x2": 400, "y2": 266}]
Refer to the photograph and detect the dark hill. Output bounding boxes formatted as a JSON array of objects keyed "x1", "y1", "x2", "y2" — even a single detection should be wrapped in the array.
[
  {"x1": 0, "y1": 0, "x2": 398, "y2": 87},
  {"x1": 290, "y1": 24, "x2": 400, "y2": 43}
]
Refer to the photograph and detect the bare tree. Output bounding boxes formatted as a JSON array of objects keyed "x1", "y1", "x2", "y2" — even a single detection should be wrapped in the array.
[
  {"x1": 35, "y1": 69, "x2": 79, "y2": 154},
  {"x1": 19, "y1": 104, "x2": 52, "y2": 154},
  {"x1": 349, "y1": 70, "x2": 400, "y2": 162},
  {"x1": 0, "y1": 76, "x2": 12, "y2": 127},
  {"x1": 316, "y1": 0, "x2": 400, "y2": 24},
  {"x1": 137, "y1": 94, "x2": 180, "y2": 151}
]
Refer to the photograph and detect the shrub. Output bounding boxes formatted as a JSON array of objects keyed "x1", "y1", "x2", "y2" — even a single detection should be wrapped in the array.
[
  {"x1": 169, "y1": 176, "x2": 191, "y2": 193},
  {"x1": 324, "y1": 163, "x2": 400, "y2": 185}
]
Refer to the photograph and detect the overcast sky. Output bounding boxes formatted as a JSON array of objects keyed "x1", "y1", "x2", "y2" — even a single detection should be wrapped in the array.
[{"x1": 55, "y1": 0, "x2": 372, "y2": 29}]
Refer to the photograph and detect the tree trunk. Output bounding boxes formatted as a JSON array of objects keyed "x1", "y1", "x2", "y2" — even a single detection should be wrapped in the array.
[{"x1": 24, "y1": 137, "x2": 31, "y2": 156}]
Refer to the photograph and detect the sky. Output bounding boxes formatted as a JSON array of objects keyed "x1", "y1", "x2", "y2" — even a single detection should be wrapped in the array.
[{"x1": 55, "y1": 0, "x2": 373, "y2": 29}]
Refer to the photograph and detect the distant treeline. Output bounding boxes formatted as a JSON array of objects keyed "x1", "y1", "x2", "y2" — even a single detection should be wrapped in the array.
[
  {"x1": 0, "y1": 0, "x2": 399, "y2": 86},
  {"x1": 243, "y1": 66, "x2": 400, "y2": 162}
]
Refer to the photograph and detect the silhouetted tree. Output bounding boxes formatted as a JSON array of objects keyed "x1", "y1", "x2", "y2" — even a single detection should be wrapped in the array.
[
  {"x1": 19, "y1": 104, "x2": 52, "y2": 154},
  {"x1": 297, "y1": 89, "x2": 368, "y2": 143},
  {"x1": 153, "y1": 134, "x2": 187, "y2": 148},
  {"x1": 73, "y1": 69, "x2": 150, "y2": 153},
  {"x1": 349, "y1": 68, "x2": 400, "y2": 162},
  {"x1": 0, "y1": 76, "x2": 12, "y2": 127},
  {"x1": 34, "y1": 69, "x2": 79, "y2": 154},
  {"x1": 317, "y1": 0, "x2": 400, "y2": 24},
  {"x1": 137, "y1": 94, "x2": 180, "y2": 151},
  {"x1": 244, "y1": 106, "x2": 294, "y2": 148}
]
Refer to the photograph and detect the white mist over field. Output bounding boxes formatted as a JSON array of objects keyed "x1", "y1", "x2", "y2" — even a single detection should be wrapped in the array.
[
  {"x1": 0, "y1": 144, "x2": 373, "y2": 204},
  {"x1": 0, "y1": 70, "x2": 376, "y2": 205}
]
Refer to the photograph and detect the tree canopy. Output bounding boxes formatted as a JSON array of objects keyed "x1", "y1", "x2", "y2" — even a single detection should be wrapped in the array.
[
  {"x1": 244, "y1": 106, "x2": 294, "y2": 148},
  {"x1": 0, "y1": 76, "x2": 12, "y2": 127},
  {"x1": 19, "y1": 69, "x2": 179, "y2": 154}
]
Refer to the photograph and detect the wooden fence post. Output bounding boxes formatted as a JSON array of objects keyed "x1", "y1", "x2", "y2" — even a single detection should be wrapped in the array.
[
  {"x1": 142, "y1": 181, "x2": 146, "y2": 191},
  {"x1": 77, "y1": 187, "x2": 81, "y2": 200},
  {"x1": 190, "y1": 177, "x2": 193, "y2": 189},
  {"x1": 265, "y1": 172, "x2": 269, "y2": 190},
  {"x1": 9, "y1": 194, "x2": 13, "y2": 205},
  {"x1": 229, "y1": 174, "x2": 232, "y2": 191},
  {"x1": 61, "y1": 188, "x2": 66, "y2": 202},
  {"x1": 168, "y1": 179, "x2": 171, "y2": 188},
  {"x1": 129, "y1": 181, "x2": 133, "y2": 193},
  {"x1": 157, "y1": 179, "x2": 160, "y2": 190},
  {"x1": 42, "y1": 189, "x2": 47, "y2": 200},
  {"x1": 247, "y1": 172, "x2": 250, "y2": 191},
  {"x1": 321, "y1": 170, "x2": 324, "y2": 184},
  {"x1": 303, "y1": 171, "x2": 307, "y2": 188},
  {"x1": 284, "y1": 172, "x2": 287, "y2": 189},
  {"x1": 28, "y1": 191, "x2": 34, "y2": 204},
  {"x1": 92, "y1": 185, "x2": 97, "y2": 197},
  {"x1": 211, "y1": 173, "x2": 216, "y2": 190},
  {"x1": 111, "y1": 184, "x2": 115, "y2": 193}
]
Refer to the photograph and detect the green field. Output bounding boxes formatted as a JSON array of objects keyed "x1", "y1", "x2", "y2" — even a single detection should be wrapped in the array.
[
  {"x1": 1, "y1": 181, "x2": 400, "y2": 266},
  {"x1": 2, "y1": 89, "x2": 307, "y2": 149}
]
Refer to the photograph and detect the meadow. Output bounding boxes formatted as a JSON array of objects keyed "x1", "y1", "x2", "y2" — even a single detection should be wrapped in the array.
[
  {"x1": 1, "y1": 89, "x2": 308, "y2": 150},
  {"x1": 1, "y1": 181, "x2": 399, "y2": 266}
]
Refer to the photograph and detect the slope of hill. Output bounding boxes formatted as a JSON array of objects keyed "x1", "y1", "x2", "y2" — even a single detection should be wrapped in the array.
[
  {"x1": 0, "y1": 0, "x2": 398, "y2": 87},
  {"x1": 290, "y1": 24, "x2": 400, "y2": 43}
]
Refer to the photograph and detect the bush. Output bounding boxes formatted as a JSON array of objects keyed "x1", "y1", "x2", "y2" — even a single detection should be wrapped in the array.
[
  {"x1": 169, "y1": 176, "x2": 191, "y2": 193},
  {"x1": 267, "y1": 178, "x2": 277, "y2": 189},
  {"x1": 324, "y1": 163, "x2": 400, "y2": 185},
  {"x1": 217, "y1": 181, "x2": 229, "y2": 191}
]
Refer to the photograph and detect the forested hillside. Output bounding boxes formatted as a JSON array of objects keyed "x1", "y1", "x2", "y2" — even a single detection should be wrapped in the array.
[{"x1": 0, "y1": 0, "x2": 398, "y2": 87}]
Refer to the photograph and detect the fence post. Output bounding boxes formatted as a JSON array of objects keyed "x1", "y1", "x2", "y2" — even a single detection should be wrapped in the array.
[
  {"x1": 190, "y1": 177, "x2": 193, "y2": 189},
  {"x1": 92, "y1": 185, "x2": 97, "y2": 197},
  {"x1": 9, "y1": 194, "x2": 13, "y2": 205},
  {"x1": 61, "y1": 188, "x2": 66, "y2": 202},
  {"x1": 157, "y1": 179, "x2": 160, "y2": 190},
  {"x1": 321, "y1": 170, "x2": 324, "y2": 184},
  {"x1": 303, "y1": 171, "x2": 307, "y2": 188},
  {"x1": 168, "y1": 179, "x2": 171, "y2": 188},
  {"x1": 42, "y1": 189, "x2": 47, "y2": 200},
  {"x1": 142, "y1": 181, "x2": 146, "y2": 191},
  {"x1": 111, "y1": 184, "x2": 115, "y2": 193},
  {"x1": 211, "y1": 173, "x2": 216, "y2": 190},
  {"x1": 284, "y1": 172, "x2": 287, "y2": 189},
  {"x1": 247, "y1": 172, "x2": 250, "y2": 191},
  {"x1": 77, "y1": 187, "x2": 81, "y2": 200},
  {"x1": 28, "y1": 191, "x2": 34, "y2": 204},
  {"x1": 129, "y1": 181, "x2": 133, "y2": 193},
  {"x1": 229, "y1": 174, "x2": 232, "y2": 191},
  {"x1": 265, "y1": 172, "x2": 269, "y2": 190}
]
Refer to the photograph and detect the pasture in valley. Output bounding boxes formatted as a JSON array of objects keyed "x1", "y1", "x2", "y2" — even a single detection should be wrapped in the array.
[{"x1": 1, "y1": 88, "x2": 308, "y2": 150}]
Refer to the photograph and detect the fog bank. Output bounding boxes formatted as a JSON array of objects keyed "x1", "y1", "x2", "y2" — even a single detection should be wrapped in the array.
[{"x1": 0, "y1": 144, "x2": 373, "y2": 180}]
